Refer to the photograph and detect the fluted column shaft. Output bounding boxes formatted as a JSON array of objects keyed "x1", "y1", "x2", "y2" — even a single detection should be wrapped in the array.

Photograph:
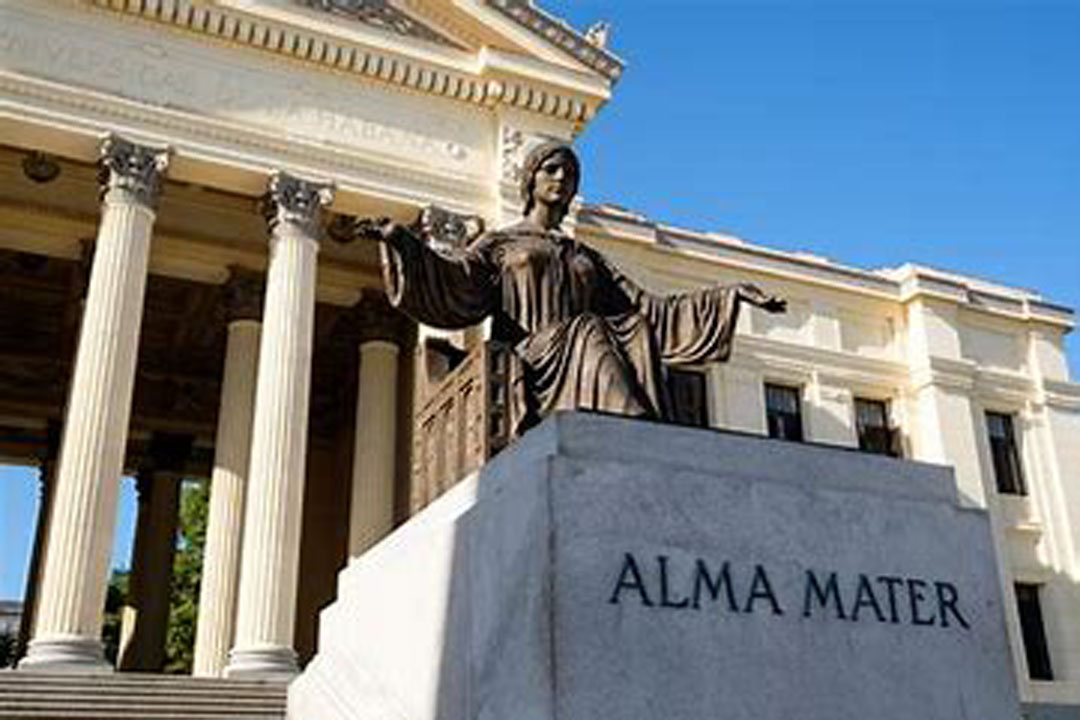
[
  {"x1": 193, "y1": 272, "x2": 262, "y2": 677},
  {"x1": 118, "y1": 471, "x2": 180, "y2": 671},
  {"x1": 349, "y1": 339, "x2": 401, "y2": 557},
  {"x1": 15, "y1": 428, "x2": 60, "y2": 664},
  {"x1": 226, "y1": 173, "x2": 332, "y2": 679},
  {"x1": 20, "y1": 136, "x2": 168, "y2": 673}
]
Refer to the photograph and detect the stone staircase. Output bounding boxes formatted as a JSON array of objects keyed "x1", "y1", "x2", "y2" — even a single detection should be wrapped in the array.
[{"x1": 0, "y1": 672, "x2": 287, "y2": 719}]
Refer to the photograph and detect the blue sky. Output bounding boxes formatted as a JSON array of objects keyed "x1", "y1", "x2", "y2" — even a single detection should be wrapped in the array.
[
  {"x1": 2, "y1": 1, "x2": 1078, "y2": 600},
  {"x1": 549, "y1": 0, "x2": 1078, "y2": 372}
]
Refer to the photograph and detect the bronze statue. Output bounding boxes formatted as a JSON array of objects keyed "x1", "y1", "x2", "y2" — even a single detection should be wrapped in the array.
[{"x1": 370, "y1": 141, "x2": 786, "y2": 437}]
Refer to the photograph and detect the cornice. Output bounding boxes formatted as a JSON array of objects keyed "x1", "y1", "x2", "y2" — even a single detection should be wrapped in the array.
[
  {"x1": 578, "y1": 207, "x2": 902, "y2": 302},
  {"x1": 909, "y1": 356, "x2": 978, "y2": 394},
  {"x1": 1043, "y1": 379, "x2": 1080, "y2": 411},
  {"x1": 731, "y1": 334, "x2": 909, "y2": 386},
  {"x1": 971, "y1": 368, "x2": 1038, "y2": 406},
  {"x1": 891, "y1": 264, "x2": 1074, "y2": 330},
  {"x1": 580, "y1": 205, "x2": 1075, "y2": 331},
  {"x1": 80, "y1": 0, "x2": 607, "y2": 126},
  {"x1": 481, "y1": 0, "x2": 624, "y2": 82}
]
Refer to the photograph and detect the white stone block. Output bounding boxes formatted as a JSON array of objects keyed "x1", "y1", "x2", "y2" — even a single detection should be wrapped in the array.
[{"x1": 289, "y1": 412, "x2": 1019, "y2": 720}]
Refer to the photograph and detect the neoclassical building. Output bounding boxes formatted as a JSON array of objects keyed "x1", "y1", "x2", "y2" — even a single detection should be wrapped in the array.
[{"x1": 1, "y1": 0, "x2": 1077, "y2": 716}]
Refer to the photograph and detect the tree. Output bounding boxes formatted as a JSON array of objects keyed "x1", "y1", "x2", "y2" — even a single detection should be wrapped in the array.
[
  {"x1": 164, "y1": 478, "x2": 209, "y2": 673},
  {"x1": 0, "y1": 630, "x2": 14, "y2": 668},
  {"x1": 102, "y1": 570, "x2": 128, "y2": 665}
]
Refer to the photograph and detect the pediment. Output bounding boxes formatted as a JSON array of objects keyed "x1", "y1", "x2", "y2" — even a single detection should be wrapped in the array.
[
  {"x1": 297, "y1": 0, "x2": 465, "y2": 50},
  {"x1": 294, "y1": 0, "x2": 623, "y2": 82}
]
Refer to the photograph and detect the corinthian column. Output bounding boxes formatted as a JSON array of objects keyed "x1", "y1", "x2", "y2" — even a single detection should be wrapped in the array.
[
  {"x1": 15, "y1": 422, "x2": 61, "y2": 664},
  {"x1": 226, "y1": 172, "x2": 333, "y2": 680},
  {"x1": 20, "y1": 135, "x2": 169, "y2": 673},
  {"x1": 193, "y1": 270, "x2": 263, "y2": 678},
  {"x1": 348, "y1": 292, "x2": 408, "y2": 557}
]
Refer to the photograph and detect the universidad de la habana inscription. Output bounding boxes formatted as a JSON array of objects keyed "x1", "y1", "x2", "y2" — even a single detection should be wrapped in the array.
[{"x1": 609, "y1": 552, "x2": 971, "y2": 630}]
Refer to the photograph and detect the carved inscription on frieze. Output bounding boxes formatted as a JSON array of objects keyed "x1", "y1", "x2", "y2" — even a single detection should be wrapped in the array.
[{"x1": 0, "y1": 6, "x2": 485, "y2": 171}]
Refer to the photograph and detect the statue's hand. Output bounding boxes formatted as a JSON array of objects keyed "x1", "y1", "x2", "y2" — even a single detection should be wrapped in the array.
[
  {"x1": 737, "y1": 283, "x2": 787, "y2": 314},
  {"x1": 350, "y1": 217, "x2": 416, "y2": 250},
  {"x1": 762, "y1": 295, "x2": 787, "y2": 314}
]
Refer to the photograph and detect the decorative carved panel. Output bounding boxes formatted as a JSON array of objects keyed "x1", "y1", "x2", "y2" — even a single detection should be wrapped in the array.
[{"x1": 300, "y1": 0, "x2": 462, "y2": 48}]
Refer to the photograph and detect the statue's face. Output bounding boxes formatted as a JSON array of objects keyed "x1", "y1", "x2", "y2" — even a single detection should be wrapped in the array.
[{"x1": 531, "y1": 151, "x2": 578, "y2": 209}]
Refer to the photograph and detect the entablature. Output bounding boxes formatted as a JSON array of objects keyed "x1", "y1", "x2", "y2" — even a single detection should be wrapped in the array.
[{"x1": 79, "y1": 0, "x2": 614, "y2": 125}]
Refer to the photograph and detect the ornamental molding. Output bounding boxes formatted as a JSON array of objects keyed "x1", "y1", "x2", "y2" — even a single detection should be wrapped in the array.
[
  {"x1": 484, "y1": 0, "x2": 624, "y2": 82},
  {"x1": 98, "y1": 135, "x2": 171, "y2": 208},
  {"x1": 301, "y1": 0, "x2": 462, "y2": 49},
  {"x1": 75, "y1": 0, "x2": 607, "y2": 126}
]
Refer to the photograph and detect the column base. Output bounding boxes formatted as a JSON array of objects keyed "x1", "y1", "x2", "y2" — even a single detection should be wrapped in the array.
[
  {"x1": 224, "y1": 645, "x2": 299, "y2": 681},
  {"x1": 17, "y1": 636, "x2": 112, "y2": 673}
]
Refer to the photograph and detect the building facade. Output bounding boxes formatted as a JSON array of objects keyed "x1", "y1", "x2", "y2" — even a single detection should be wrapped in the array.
[{"x1": 0, "y1": 0, "x2": 1076, "y2": 713}]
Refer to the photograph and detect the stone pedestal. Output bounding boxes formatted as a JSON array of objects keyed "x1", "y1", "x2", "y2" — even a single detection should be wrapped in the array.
[
  {"x1": 289, "y1": 412, "x2": 1020, "y2": 720},
  {"x1": 226, "y1": 173, "x2": 332, "y2": 680},
  {"x1": 20, "y1": 135, "x2": 169, "y2": 673}
]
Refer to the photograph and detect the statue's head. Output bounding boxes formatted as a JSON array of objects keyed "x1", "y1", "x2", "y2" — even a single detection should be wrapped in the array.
[{"x1": 520, "y1": 141, "x2": 580, "y2": 217}]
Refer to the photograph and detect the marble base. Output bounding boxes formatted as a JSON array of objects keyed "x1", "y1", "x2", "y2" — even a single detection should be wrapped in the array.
[
  {"x1": 225, "y1": 646, "x2": 299, "y2": 681},
  {"x1": 289, "y1": 412, "x2": 1020, "y2": 720},
  {"x1": 18, "y1": 636, "x2": 112, "y2": 673}
]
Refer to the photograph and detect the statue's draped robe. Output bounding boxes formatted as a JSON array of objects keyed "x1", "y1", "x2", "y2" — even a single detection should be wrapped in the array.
[{"x1": 382, "y1": 225, "x2": 743, "y2": 435}]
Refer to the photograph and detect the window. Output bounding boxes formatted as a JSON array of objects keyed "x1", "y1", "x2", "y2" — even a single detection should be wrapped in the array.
[
  {"x1": 668, "y1": 368, "x2": 709, "y2": 428},
  {"x1": 854, "y1": 398, "x2": 900, "y2": 457},
  {"x1": 986, "y1": 412, "x2": 1025, "y2": 495},
  {"x1": 765, "y1": 383, "x2": 803, "y2": 442},
  {"x1": 1015, "y1": 584, "x2": 1054, "y2": 680}
]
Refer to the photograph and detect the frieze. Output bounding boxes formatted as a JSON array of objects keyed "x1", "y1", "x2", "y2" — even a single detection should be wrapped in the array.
[
  {"x1": 300, "y1": 0, "x2": 462, "y2": 49},
  {"x1": 3, "y1": 0, "x2": 602, "y2": 133},
  {"x1": 0, "y1": 6, "x2": 488, "y2": 173},
  {"x1": 98, "y1": 135, "x2": 171, "y2": 209}
]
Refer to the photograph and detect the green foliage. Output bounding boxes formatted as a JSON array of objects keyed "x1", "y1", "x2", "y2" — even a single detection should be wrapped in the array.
[
  {"x1": 0, "y1": 630, "x2": 14, "y2": 668},
  {"x1": 164, "y1": 479, "x2": 209, "y2": 674},
  {"x1": 102, "y1": 570, "x2": 129, "y2": 665}
]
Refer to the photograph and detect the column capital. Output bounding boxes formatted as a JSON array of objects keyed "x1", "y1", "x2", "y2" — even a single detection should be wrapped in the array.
[
  {"x1": 224, "y1": 267, "x2": 265, "y2": 323},
  {"x1": 98, "y1": 135, "x2": 171, "y2": 208},
  {"x1": 260, "y1": 172, "x2": 334, "y2": 236},
  {"x1": 351, "y1": 289, "x2": 412, "y2": 346}
]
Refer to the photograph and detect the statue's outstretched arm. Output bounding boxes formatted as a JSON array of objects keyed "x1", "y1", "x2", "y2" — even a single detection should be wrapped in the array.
[
  {"x1": 594, "y1": 247, "x2": 786, "y2": 365},
  {"x1": 356, "y1": 218, "x2": 497, "y2": 330}
]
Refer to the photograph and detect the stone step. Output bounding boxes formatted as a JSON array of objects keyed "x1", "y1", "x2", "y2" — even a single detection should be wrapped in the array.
[{"x1": 0, "y1": 672, "x2": 287, "y2": 719}]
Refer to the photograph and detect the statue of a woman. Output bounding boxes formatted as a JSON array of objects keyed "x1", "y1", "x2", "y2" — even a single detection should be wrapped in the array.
[{"x1": 375, "y1": 141, "x2": 786, "y2": 437}]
